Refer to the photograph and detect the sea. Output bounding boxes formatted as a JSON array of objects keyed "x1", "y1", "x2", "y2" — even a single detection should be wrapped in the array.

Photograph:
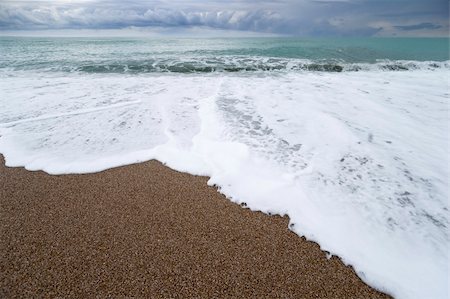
[{"x1": 0, "y1": 37, "x2": 448, "y2": 299}]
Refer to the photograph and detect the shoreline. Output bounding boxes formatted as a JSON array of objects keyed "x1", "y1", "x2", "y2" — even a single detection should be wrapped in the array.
[{"x1": 0, "y1": 155, "x2": 390, "y2": 298}]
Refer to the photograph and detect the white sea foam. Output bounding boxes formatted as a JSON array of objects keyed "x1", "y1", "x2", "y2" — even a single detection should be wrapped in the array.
[{"x1": 0, "y1": 70, "x2": 448, "y2": 299}]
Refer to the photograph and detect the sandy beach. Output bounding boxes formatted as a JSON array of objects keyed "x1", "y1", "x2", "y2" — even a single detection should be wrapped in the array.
[{"x1": 0, "y1": 155, "x2": 390, "y2": 298}]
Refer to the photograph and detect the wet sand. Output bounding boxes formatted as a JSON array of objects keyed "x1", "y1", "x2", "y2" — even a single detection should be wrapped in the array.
[{"x1": 0, "y1": 155, "x2": 391, "y2": 298}]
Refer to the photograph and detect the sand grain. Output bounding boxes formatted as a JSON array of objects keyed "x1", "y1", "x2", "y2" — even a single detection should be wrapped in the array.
[{"x1": 0, "y1": 156, "x2": 391, "y2": 298}]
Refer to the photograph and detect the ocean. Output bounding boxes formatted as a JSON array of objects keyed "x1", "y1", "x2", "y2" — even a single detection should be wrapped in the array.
[{"x1": 0, "y1": 37, "x2": 448, "y2": 299}]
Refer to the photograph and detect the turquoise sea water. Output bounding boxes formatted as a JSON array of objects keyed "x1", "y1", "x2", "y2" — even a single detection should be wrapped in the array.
[{"x1": 0, "y1": 37, "x2": 448, "y2": 73}]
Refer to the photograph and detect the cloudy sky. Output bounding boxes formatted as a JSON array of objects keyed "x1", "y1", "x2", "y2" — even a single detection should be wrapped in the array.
[{"x1": 0, "y1": 0, "x2": 448, "y2": 36}]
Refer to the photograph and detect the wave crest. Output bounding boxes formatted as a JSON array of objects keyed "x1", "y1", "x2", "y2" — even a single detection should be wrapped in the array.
[{"x1": 1, "y1": 57, "x2": 449, "y2": 74}]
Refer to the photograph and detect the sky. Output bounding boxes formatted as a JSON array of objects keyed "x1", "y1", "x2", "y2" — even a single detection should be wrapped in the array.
[{"x1": 0, "y1": 0, "x2": 448, "y2": 37}]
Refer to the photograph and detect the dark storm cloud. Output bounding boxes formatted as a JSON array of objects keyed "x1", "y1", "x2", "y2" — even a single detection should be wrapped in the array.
[
  {"x1": 0, "y1": 0, "x2": 448, "y2": 36},
  {"x1": 395, "y1": 22, "x2": 442, "y2": 31}
]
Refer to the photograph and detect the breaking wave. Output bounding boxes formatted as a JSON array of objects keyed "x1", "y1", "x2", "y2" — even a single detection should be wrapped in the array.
[{"x1": 1, "y1": 57, "x2": 449, "y2": 74}]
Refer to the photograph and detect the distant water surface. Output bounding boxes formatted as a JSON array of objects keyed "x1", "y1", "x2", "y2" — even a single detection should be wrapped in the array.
[{"x1": 0, "y1": 37, "x2": 448, "y2": 73}]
